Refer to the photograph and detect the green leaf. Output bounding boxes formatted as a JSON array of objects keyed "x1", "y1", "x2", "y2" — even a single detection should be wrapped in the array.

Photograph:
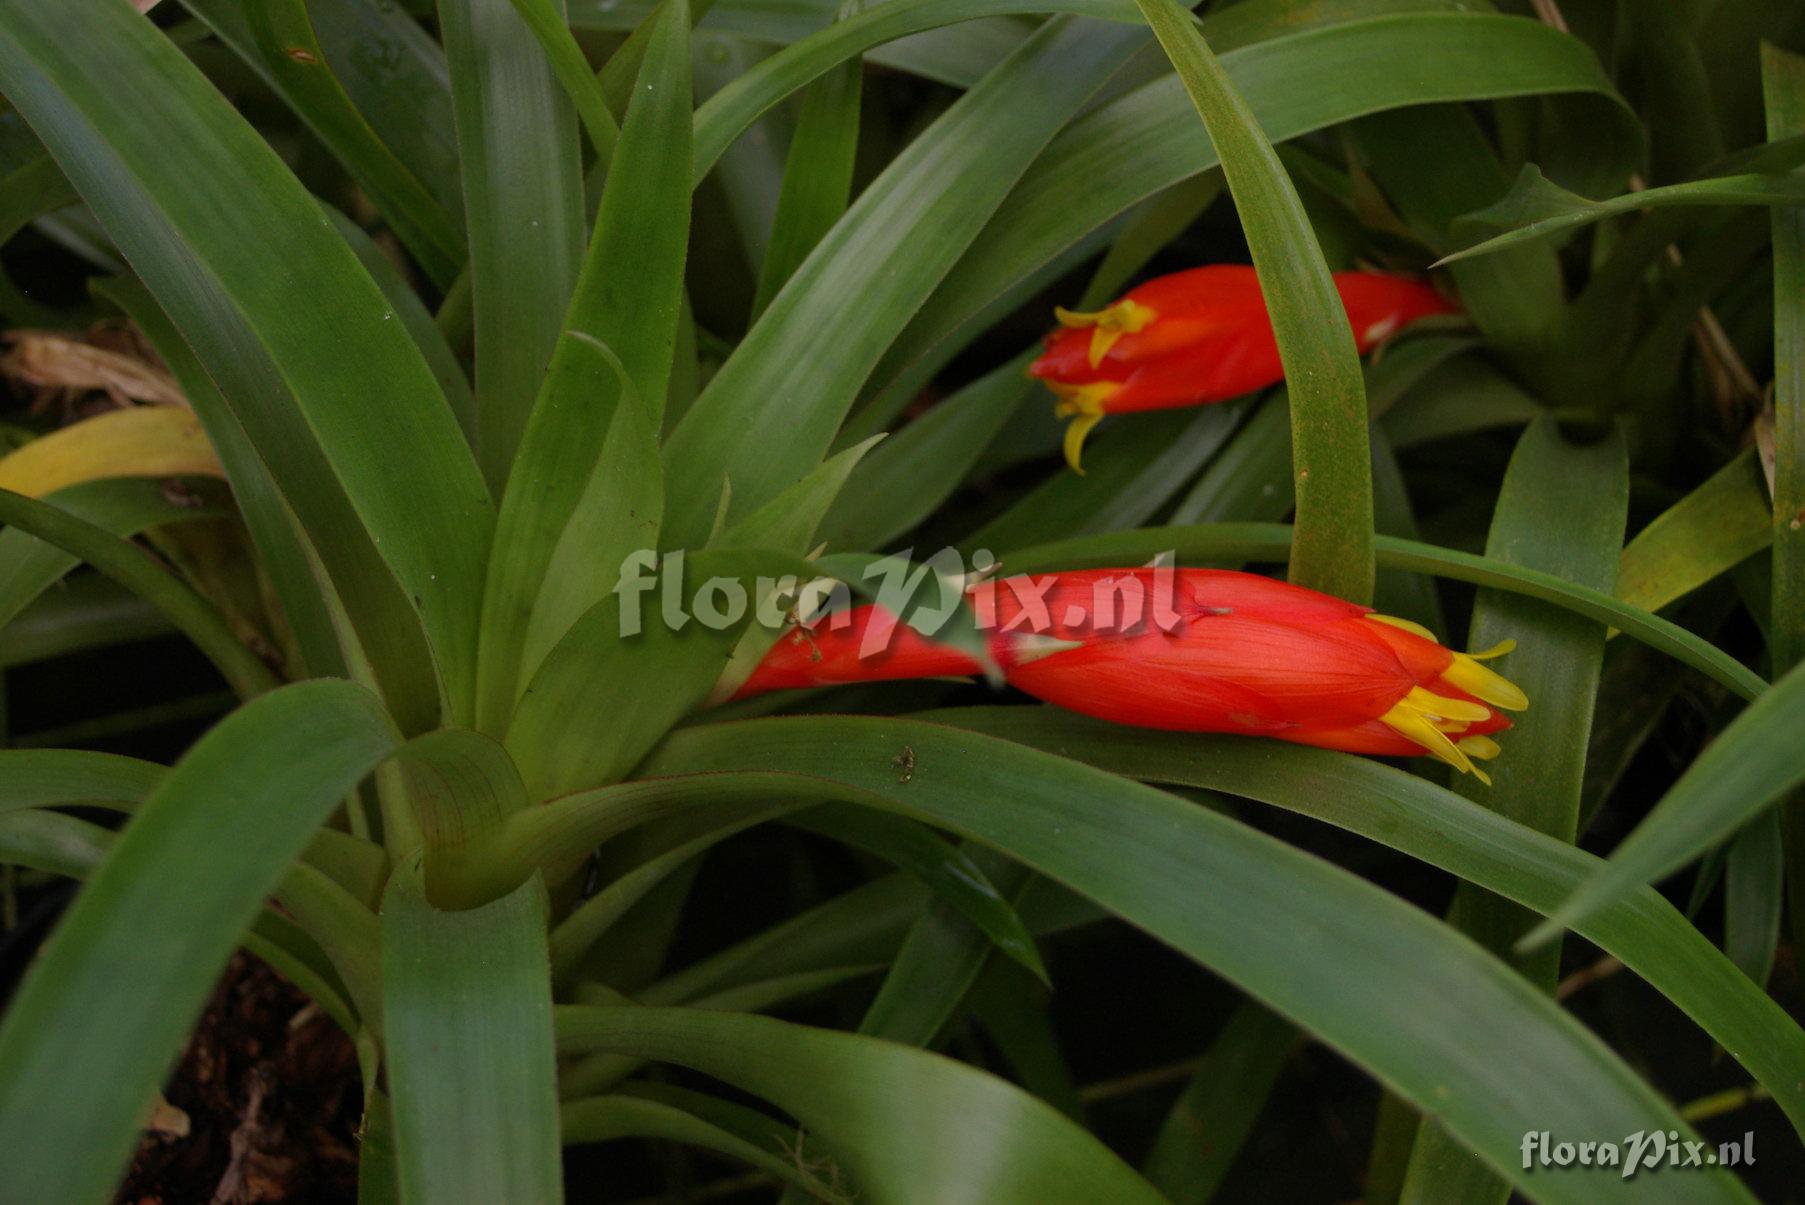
[
  {"x1": 477, "y1": 0, "x2": 690, "y2": 730},
  {"x1": 557, "y1": 1005, "x2": 1167, "y2": 1203},
  {"x1": 0, "y1": 748, "x2": 165, "y2": 813},
  {"x1": 0, "y1": 477, "x2": 229, "y2": 633},
  {"x1": 1617, "y1": 446, "x2": 1772, "y2": 616},
  {"x1": 1523, "y1": 655, "x2": 1805, "y2": 951},
  {"x1": 519, "y1": 390, "x2": 664, "y2": 693},
  {"x1": 506, "y1": 549, "x2": 808, "y2": 795},
  {"x1": 1763, "y1": 43, "x2": 1805, "y2": 946},
  {"x1": 819, "y1": 352, "x2": 1038, "y2": 552},
  {"x1": 440, "y1": 0, "x2": 586, "y2": 489},
  {"x1": 0, "y1": 808, "x2": 368, "y2": 1042},
  {"x1": 395, "y1": 726, "x2": 529, "y2": 863},
  {"x1": 1133, "y1": 0, "x2": 1373, "y2": 601},
  {"x1": 382, "y1": 863, "x2": 563, "y2": 1204},
  {"x1": 929, "y1": 708, "x2": 1805, "y2": 1141},
  {"x1": 180, "y1": 0, "x2": 465, "y2": 287},
  {"x1": 1003, "y1": 522, "x2": 1769, "y2": 702},
  {"x1": 327, "y1": 208, "x2": 476, "y2": 441},
  {"x1": 1724, "y1": 809, "x2": 1784, "y2": 987},
  {"x1": 304, "y1": 0, "x2": 466, "y2": 222},
  {"x1": 0, "y1": 487, "x2": 279, "y2": 699},
  {"x1": 1349, "y1": 105, "x2": 1565, "y2": 366},
  {"x1": 0, "y1": 0, "x2": 493, "y2": 731},
  {"x1": 0, "y1": 680, "x2": 397, "y2": 1205},
  {"x1": 504, "y1": 0, "x2": 622, "y2": 161},
  {"x1": 561, "y1": 1093, "x2": 849, "y2": 1199},
  {"x1": 963, "y1": 405, "x2": 1241, "y2": 554},
  {"x1": 1439, "y1": 162, "x2": 1805, "y2": 267},
  {"x1": 1380, "y1": 356, "x2": 1543, "y2": 451},
  {"x1": 854, "y1": 846, "x2": 1036, "y2": 1049},
  {"x1": 550, "y1": 796, "x2": 806, "y2": 976},
  {"x1": 89, "y1": 276, "x2": 350, "y2": 682},
  {"x1": 1142, "y1": 1001, "x2": 1294, "y2": 1203},
  {"x1": 720, "y1": 433, "x2": 883, "y2": 553},
  {"x1": 660, "y1": 15, "x2": 1147, "y2": 547},
  {"x1": 642, "y1": 715, "x2": 1757, "y2": 1198},
  {"x1": 1401, "y1": 417, "x2": 1628, "y2": 1202},
  {"x1": 752, "y1": 20, "x2": 861, "y2": 320},
  {"x1": 791, "y1": 806, "x2": 1047, "y2": 985}
]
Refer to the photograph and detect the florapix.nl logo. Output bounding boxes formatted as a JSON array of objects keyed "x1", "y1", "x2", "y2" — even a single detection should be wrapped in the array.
[{"x1": 610, "y1": 547, "x2": 1192, "y2": 655}]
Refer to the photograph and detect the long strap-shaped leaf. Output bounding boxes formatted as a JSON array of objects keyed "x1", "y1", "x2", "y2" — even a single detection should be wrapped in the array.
[
  {"x1": 0, "y1": 680, "x2": 398, "y2": 1204},
  {"x1": 1763, "y1": 43, "x2": 1805, "y2": 970},
  {"x1": 383, "y1": 864, "x2": 563, "y2": 1204},
  {"x1": 477, "y1": 0, "x2": 690, "y2": 733},
  {"x1": 659, "y1": 14, "x2": 1148, "y2": 547},
  {"x1": 0, "y1": 748, "x2": 166, "y2": 812},
  {"x1": 0, "y1": 477, "x2": 229, "y2": 635},
  {"x1": 0, "y1": 0, "x2": 493, "y2": 730},
  {"x1": 1523, "y1": 657, "x2": 1805, "y2": 950},
  {"x1": 92, "y1": 277, "x2": 352, "y2": 683},
  {"x1": 556, "y1": 1005, "x2": 1166, "y2": 1203},
  {"x1": 178, "y1": 0, "x2": 465, "y2": 288},
  {"x1": 1439, "y1": 163, "x2": 1805, "y2": 266},
  {"x1": 1401, "y1": 418, "x2": 1627, "y2": 1200},
  {"x1": 925, "y1": 708, "x2": 1805, "y2": 1140},
  {"x1": 439, "y1": 0, "x2": 586, "y2": 491},
  {"x1": 0, "y1": 487, "x2": 279, "y2": 699},
  {"x1": 1134, "y1": 0, "x2": 1372, "y2": 601},
  {"x1": 640, "y1": 715, "x2": 1752, "y2": 1201},
  {"x1": 1616, "y1": 446, "x2": 1772, "y2": 616}
]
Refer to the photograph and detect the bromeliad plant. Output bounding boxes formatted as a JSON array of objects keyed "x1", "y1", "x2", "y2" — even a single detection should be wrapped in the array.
[{"x1": 0, "y1": 0, "x2": 1802, "y2": 1201}]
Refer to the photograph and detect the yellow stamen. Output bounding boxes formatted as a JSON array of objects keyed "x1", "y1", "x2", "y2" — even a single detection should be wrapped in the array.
[
  {"x1": 1054, "y1": 298, "x2": 1159, "y2": 368},
  {"x1": 1465, "y1": 638, "x2": 1516, "y2": 661},
  {"x1": 1050, "y1": 382, "x2": 1117, "y2": 474},
  {"x1": 1456, "y1": 734, "x2": 1502, "y2": 761},
  {"x1": 1379, "y1": 702, "x2": 1477, "y2": 777},
  {"x1": 1366, "y1": 613, "x2": 1438, "y2": 642},
  {"x1": 1442, "y1": 653, "x2": 1529, "y2": 711}
]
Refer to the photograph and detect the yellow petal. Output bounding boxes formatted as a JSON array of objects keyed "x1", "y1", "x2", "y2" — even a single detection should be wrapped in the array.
[
  {"x1": 1062, "y1": 410, "x2": 1105, "y2": 475},
  {"x1": 0, "y1": 405, "x2": 223, "y2": 497},
  {"x1": 1456, "y1": 734, "x2": 1502, "y2": 761},
  {"x1": 1378, "y1": 702, "x2": 1476, "y2": 777},
  {"x1": 1088, "y1": 326, "x2": 1124, "y2": 369},
  {"x1": 1442, "y1": 653, "x2": 1530, "y2": 711},
  {"x1": 1054, "y1": 299, "x2": 1158, "y2": 367},
  {"x1": 1401, "y1": 684, "x2": 1492, "y2": 724}
]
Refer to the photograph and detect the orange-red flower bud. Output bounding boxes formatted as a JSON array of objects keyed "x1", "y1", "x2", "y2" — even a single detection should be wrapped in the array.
[
  {"x1": 730, "y1": 568, "x2": 1525, "y2": 781},
  {"x1": 1028, "y1": 265, "x2": 1457, "y2": 471}
]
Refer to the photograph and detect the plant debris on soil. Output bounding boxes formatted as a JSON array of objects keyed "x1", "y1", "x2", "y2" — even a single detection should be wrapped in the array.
[{"x1": 118, "y1": 953, "x2": 361, "y2": 1204}]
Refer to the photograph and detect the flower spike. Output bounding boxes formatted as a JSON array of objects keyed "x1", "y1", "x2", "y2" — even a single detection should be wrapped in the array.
[
  {"x1": 1031, "y1": 265, "x2": 1457, "y2": 472},
  {"x1": 728, "y1": 567, "x2": 1527, "y2": 782}
]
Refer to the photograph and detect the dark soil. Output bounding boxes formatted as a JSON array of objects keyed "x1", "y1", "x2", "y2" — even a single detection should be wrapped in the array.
[{"x1": 117, "y1": 954, "x2": 362, "y2": 1205}]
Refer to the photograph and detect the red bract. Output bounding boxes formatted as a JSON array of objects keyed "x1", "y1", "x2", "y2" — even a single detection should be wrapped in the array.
[
  {"x1": 1028, "y1": 265, "x2": 1457, "y2": 471},
  {"x1": 730, "y1": 568, "x2": 1526, "y2": 782}
]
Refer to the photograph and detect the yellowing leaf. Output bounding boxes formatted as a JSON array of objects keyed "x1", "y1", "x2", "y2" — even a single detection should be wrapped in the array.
[{"x1": 0, "y1": 406, "x2": 224, "y2": 497}]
